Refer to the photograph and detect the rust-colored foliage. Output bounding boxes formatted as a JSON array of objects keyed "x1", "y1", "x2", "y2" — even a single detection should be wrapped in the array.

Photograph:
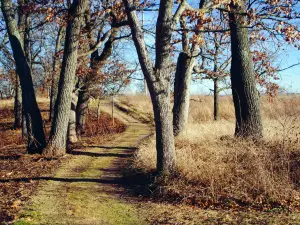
[{"x1": 84, "y1": 112, "x2": 126, "y2": 137}]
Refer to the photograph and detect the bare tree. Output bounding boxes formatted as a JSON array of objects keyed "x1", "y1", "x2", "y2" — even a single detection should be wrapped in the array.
[
  {"x1": 75, "y1": 7, "x2": 126, "y2": 135},
  {"x1": 76, "y1": 27, "x2": 119, "y2": 134},
  {"x1": 123, "y1": 0, "x2": 179, "y2": 174}
]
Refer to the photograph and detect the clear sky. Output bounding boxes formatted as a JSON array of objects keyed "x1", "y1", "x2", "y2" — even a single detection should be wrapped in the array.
[
  {"x1": 191, "y1": 47, "x2": 300, "y2": 95},
  {"x1": 121, "y1": 8, "x2": 300, "y2": 95},
  {"x1": 123, "y1": 43, "x2": 300, "y2": 95}
]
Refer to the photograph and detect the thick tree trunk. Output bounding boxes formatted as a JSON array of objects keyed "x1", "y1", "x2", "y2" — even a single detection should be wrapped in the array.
[
  {"x1": 43, "y1": 0, "x2": 88, "y2": 157},
  {"x1": 173, "y1": 17, "x2": 198, "y2": 136},
  {"x1": 1, "y1": 0, "x2": 46, "y2": 153},
  {"x1": 49, "y1": 27, "x2": 63, "y2": 121},
  {"x1": 13, "y1": 74, "x2": 22, "y2": 129},
  {"x1": 151, "y1": 85, "x2": 176, "y2": 174},
  {"x1": 123, "y1": 0, "x2": 176, "y2": 175},
  {"x1": 68, "y1": 91, "x2": 78, "y2": 143},
  {"x1": 173, "y1": 52, "x2": 196, "y2": 136},
  {"x1": 229, "y1": 1, "x2": 263, "y2": 138},
  {"x1": 213, "y1": 78, "x2": 219, "y2": 121}
]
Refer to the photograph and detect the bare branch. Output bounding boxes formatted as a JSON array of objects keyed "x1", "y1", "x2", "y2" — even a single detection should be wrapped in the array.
[{"x1": 78, "y1": 30, "x2": 111, "y2": 57}]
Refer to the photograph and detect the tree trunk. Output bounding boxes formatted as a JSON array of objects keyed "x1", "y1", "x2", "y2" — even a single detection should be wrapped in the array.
[
  {"x1": 229, "y1": 0, "x2": 263, "y2": 138},
  {"x1": 68, "y1": 91, "x2": 78, "y2": 143},
  {"x1": 173, "y1": 52, "x2": 196, "y2": 136},
  {"x1": 173, "y1": 17, "x2": 198, "y2": 136},
  {"x1": 13, "y1": 74, "x2": 22, "y2": 129},
  {"x1": 213, "y1": 78, "x2": 219, "y2": 121},
  {"x1": 49, "y1": 74, "x2": 57, "y2": 121},
  {"x1": 22, "y1": 111, "x2": 27, "y2": 139},
  {"x1": 43, "y1": 0, "x2": 88, "y2": 157},
  {"x1": 49, "y1": 27, "x2": 63, "y2": 121},
  {"x1": 152, "y1": 86, "x2": 176, "y2": 174},
  {"x1": 123, "y1": 0, "x2": 176, "y2": 175},
  {"x1": 1, "y1": 0, "x2": 46, "y2": 153},
  {"x1": 76, "y1": 83, "x2": 90, "y2": 134},
  {"x1": 21, "y1": 4, "x2": 31, "y2": 139}
]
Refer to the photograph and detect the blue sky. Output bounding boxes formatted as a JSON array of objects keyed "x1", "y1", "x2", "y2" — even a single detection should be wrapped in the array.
[
  {"x1": 275, "y1": 48, "x2": 300, "y2": 93},
  {"x1": 123, "y1": 40, "x2": 300, "y2": 95},
  {"x1": 191, "y1": 47, "x2": 300, "y2": 95},
  {"x1": 122, "y1": 8, "x2": 300, "y2": 95}
]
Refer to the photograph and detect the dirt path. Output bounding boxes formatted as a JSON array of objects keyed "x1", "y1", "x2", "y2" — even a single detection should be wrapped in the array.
[{"x1": 15, "y1": 103, "x2": 153, "y2": 225}]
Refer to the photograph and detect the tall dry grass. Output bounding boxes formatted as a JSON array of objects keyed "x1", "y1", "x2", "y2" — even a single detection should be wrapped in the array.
[
  {"x1": 119, "y1": 94, "x2": 300, "y2": 122},
  {"x1": 128, "y1": 94, "x2": 300, "y2": 208}
]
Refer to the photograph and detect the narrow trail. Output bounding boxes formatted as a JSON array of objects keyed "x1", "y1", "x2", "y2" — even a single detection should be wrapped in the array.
[{"x1": 17, "y1": 103, "x2": 153, "y2": 225}]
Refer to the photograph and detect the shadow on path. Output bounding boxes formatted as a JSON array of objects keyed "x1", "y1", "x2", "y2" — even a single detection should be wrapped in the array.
[
  {"x1": 70, "y1": 150, "x2": 133, "y2": 158},
  {"x1": 0, "y1": 174, "x2": 152, "y2": 186},
  {"x1": 74, "y1": 146, "x2": 138, "y2": 150},
  {"x1": 0, "y1": 177, "x2": 123, "y2": 184}
]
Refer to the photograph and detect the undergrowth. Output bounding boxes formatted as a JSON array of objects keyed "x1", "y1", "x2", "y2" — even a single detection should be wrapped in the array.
[
  {"x1": 84, "y1": 112, "x2": 126, "y2": 137},
  {"x1": 130, "y1": 95, "x2": 300, "y2": 211}
]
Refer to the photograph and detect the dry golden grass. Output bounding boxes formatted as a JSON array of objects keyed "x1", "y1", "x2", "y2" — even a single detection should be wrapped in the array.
[
  {"x1": 118, "y1": 95, "x2": 154, "y2": 120},
  {"x1": 119, "y1": 94, "x2": 300, "y2": 119},
  {"x1": 127, "y1": 94, "x2": 300, "y2": 208}
]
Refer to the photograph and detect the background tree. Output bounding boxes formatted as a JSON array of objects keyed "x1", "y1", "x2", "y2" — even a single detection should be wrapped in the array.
[
  {"x1": 172, "y1": 14, "x2": 200, "y2": 136},
  {"x1": 1, "y1": 0, "x2": 46, "y2": 153},
  {"x1": 75, "y1": 1, "x2": 128, "y2": 135}
]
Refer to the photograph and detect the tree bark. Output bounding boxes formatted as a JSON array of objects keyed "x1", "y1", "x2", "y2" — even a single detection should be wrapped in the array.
[
  {"x1": 13, "y1": 74, "x2": 22, "y2": 129},
  {"x1": 173, "y1": 17, "x2": 199, "y2": 136},
  {"x1": 1, "y1": 0, "x2": 46, "y2": 153},
  {"x1": 123, "y1": 0, "x2": 176, "y2": 175},
  {"x1": 76, "y1": 86, "x2": 89, "y2": 134},
  {"x1": 49, "y1": 26, "x2": 63, "y2": 122},
  {"x1": 173, "y1": 52, "x2": 196, "y2": 136},
  {"x1": 229, "y1": 0, "x2": 263, "y2": 138},
  {"x1": 68, "y1": 91, "x2": 78, "y2": 143},
  {"x1": 43, "y1": 0, "x2": 88, "y2": 157},
  {"x1": 213, "y1": 78, "x2": 219, "y2": 121}
]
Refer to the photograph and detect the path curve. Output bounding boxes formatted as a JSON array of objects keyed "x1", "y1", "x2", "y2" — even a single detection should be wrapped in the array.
[{"x1": 17, "y1": 102, "x2": 152, "y2": 225}]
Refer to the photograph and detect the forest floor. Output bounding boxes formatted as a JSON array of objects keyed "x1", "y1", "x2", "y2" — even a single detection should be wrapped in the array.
[{"x1": 1, "y1": 99, "x2": 300, "y2": 224}]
